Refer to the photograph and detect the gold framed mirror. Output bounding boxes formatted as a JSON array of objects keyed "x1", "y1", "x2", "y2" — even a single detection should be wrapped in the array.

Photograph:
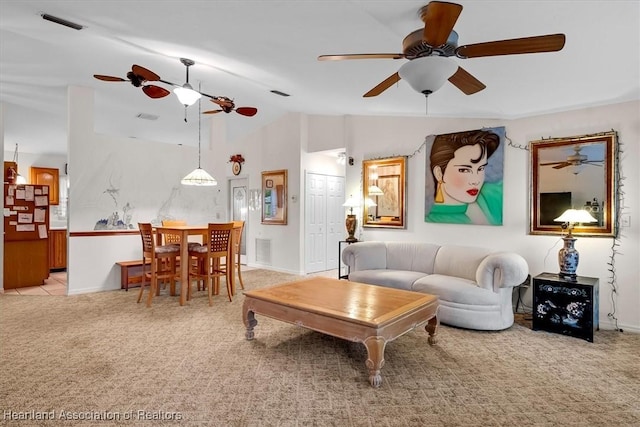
[
  {"x1": 362, "y1": 156, "x2": 407, "y2": 228},
  {"x1": 530, "y1": 131, "x2": 617, "y2": 236},
  {"x1": 261, "y1": 169, "x2": 287, "y2": 225}
]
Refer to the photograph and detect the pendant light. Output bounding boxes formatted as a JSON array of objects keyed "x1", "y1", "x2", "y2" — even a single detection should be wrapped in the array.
[{"x1": 181, "y1": 87, "x2": 217, "y2": 186}]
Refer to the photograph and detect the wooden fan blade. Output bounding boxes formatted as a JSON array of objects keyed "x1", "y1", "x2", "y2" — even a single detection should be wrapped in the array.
[
  {"x1": 142, "y1": 85, "x2": 170, "y2": 99},
  {"x1": 202, "y1": 110, "x2": 223, "y2": 115},
  {"x1": 553, "y1": 163, "x2": 571, "y2": 169},
  {"x1": 456, "y1": 34, "x2": 566, "y2": 58},
  {"x1": 540, "y1": 161, "x2": 567, "y2": 166},
  {"x1": 363, "y1": 72, "x2": 401, "y2": 97},
  {"x1": 318, "y1": 53, "x2": 404, "y2": 61},
  {"x1": 94, "y1": 75, "x2": 125, "y2": 82},
  {"x1": 420, "y1": 1, "x2": 463, "y2": 47},
  {"x1": 132, "y1": 64, "x2": 161, "y2": 81},
  {"x1": 236, "y1": 107, "x2": 258, "y2": 117},
  {"x1": 447, "y1": 66, "x2": 486, "y2": 95}
]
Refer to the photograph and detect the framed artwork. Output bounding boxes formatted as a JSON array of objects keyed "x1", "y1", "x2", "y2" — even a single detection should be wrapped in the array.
[
  {"x1": 424, "y1": 126, "x2": 505, "y2": 225},
  {"x1": 261, "y1": 169, "x2": 287, "y2": 225},
  {"x1": 363, "y1": 156, "x2": 406, "y2": 228},
  {"x1": 375, "y1": 175, "x2": 400, "y2": 218}
]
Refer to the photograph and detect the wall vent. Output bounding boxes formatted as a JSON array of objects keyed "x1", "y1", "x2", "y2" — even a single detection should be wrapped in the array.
[{"x1": 255, "y1": 238, "x2": 272, "y2": 265}]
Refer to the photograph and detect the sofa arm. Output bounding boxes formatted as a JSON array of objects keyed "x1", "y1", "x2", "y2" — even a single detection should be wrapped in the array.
[
  {"x1": 342, "y1": 242, "x2": 388, "y2": 272},
  {"x1": 476, "y1": 252, "x2": 529, "y2": 292}
]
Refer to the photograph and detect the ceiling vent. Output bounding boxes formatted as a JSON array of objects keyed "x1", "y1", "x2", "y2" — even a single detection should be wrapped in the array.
[
  {"x1": 136, "y1": 113, "x2": 159, "y2": 121},
  {"x1": 41, "y1": 13, "x2": 83, "y2": 30}
]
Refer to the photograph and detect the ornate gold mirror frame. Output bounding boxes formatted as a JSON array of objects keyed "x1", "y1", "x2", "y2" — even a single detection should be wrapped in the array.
[
  {"x1": 362, "y1": 156, "x2": 407, "y2": 229},
  {"x1": 530, "y1": 131, "x2": 617, "y2": 236}
]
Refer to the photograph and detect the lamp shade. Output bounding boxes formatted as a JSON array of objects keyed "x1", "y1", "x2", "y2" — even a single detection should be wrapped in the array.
[
  {"x1": 554, "y1": 209, "x2": 598, "y2": 224},
  {"x1": 368, "y1": 185, "x2": 384, "y2": 196},
  {"x1": 398, "y1": 56, "x2": 458, "y2": 95},
  {"x1": 365, "y1": 197, "x2": 377, "y2": 207},
  {"x1": 180, "y1": 167, "x2": 218, "y2": 186},
  {"x1": 174, "y1": 84, "x2": 202, "y2": 106},
  {"x1": 342, "y1": 197, "x2": 360, "y2": 209}
]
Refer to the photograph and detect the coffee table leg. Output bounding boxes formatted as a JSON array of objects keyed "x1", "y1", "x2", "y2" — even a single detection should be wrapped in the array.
[
  {"x1": 243, "y1": 304, "x2": 258, "y2": 340},
  {"x1": 425, "y1": 315, "x2": 439, "y2": 345},
  {"x1": 363, "y1": 336, "x2": 386, "y2": 388}
]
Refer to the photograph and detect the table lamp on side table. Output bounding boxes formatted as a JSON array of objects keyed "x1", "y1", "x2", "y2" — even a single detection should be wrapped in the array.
[
  {"x1": 554, "y1": 209, "x2": 598, "y2": 280},
  {"x1": 342, "y1": 196, "x2": 361, "y2": 243}
]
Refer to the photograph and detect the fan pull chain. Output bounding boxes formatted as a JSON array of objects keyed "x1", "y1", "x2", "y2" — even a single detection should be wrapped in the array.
[
  {"x1": 184, "y1": 106, "x2": 188, "y2": 123},
  {"x1": 424, "y1": 95, "x2": 429, "y2": 116}
]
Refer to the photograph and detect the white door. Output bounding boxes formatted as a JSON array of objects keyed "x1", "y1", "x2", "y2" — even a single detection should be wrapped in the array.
[
  {"x1": 229, "y1": 178, "x2": 248, "y2": 264},
  {"x1": 325, "y1": 175, "x2": 345, "y2": 269},
  {"x1": 305, "y1": 173, "x2": 345, "y2": 273},
  {"x1": 305, "y1": 173, "x2": 326, "y2": 273}
]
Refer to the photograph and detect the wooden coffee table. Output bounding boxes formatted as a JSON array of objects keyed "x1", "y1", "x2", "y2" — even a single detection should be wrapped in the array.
[{"x1": 242, "y1": 276, "x2": 439, "y2": 387}]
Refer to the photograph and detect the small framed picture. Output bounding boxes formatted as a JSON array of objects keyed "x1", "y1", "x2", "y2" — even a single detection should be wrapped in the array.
[{"x1": 266, "y1": 179, "x2": 273, "y2": 188}]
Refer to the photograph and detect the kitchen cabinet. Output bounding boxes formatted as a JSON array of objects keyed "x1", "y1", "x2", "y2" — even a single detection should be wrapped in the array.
[
  {"x1": 30, "y1": 167, "x2": 59, "y2": 205},
  {"x1": 49, "y1": 229, "x2": 67, "y2": 271}
]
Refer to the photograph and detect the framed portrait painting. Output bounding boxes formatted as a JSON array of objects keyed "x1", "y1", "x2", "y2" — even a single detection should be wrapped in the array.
[{"x1": 424, "y1": 126, "x2": 505, "y2": 225}]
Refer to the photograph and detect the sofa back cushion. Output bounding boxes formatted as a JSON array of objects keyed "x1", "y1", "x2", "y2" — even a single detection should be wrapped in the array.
[
  {"x1": 433, "y1": 245, "x2": 493, "y2": 282},
  {"x1": 385, "y1": 242, "x2": 441, "y2": 274}
]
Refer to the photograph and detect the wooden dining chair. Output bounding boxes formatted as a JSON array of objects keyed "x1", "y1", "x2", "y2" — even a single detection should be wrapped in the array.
[
  {"x1": 137, "y1": 222, "x2": 180, "y2": 307},
  {"x1": 188, "y1": 223, "x2": 234, "y2": 306},
  {"x1": 232, "y1": 220, "x2": 245, "y2": 290}
]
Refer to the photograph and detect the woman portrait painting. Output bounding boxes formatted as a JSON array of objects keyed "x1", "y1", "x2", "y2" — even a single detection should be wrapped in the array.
[{"x1": 425, "y1": 127, "x2": 504, "y2": 225}]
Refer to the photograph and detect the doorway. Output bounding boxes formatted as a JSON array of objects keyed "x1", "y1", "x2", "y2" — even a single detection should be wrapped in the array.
[
  {"x1": 305, "y1": 172, "x2": 344, "y2": 273},
  {"x1": 228, "y1": 177, "x2": 248, "y2": 264}
]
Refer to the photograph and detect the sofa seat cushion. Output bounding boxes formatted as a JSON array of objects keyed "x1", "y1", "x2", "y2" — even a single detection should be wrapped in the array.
[
  {"x1": 412, "y1": 274, "x2": 501, "y2": 306},
  {"x1": 349, "y1": 270, "x2": 426, "y2": 291}
]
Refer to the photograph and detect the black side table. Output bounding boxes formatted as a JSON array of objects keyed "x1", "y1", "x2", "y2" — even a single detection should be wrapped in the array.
[
  {"x1": 532, "y1": 272, "x2": 599, "y2": 342},
  {"x1": 338, "y1": 240, "x2": 358, "y2": 280}
]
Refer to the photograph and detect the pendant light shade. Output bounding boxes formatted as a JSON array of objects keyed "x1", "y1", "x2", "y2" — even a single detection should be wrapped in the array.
[
  {"x1": 180, "y1": 167, "x2": 217, "y2": 186},
  {"x1": 181, "y1": 85, "x2": 217, "y2": 186},
  {"x1": 398, "y1": 56, "x2": 458, "y2": 96},
  {"x1": 174, "y1": 83, "x2": 201, "y2": 106}
]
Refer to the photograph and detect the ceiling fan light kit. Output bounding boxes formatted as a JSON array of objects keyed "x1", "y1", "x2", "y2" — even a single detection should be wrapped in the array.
[
  {"x1": 398, "y1": 56, "x2": 458, "y2": 96},
  {"x1": 174, "y1": 83, "x2": 201, "y2": 106}
]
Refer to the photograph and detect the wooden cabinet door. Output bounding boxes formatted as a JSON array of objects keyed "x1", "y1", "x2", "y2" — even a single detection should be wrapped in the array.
[
  {"x1": 30, "y1": 167, "x2": 59, "y2": 205},
  {"x1": 49, "y1": 229, "x2": 67, "y2": 271}
]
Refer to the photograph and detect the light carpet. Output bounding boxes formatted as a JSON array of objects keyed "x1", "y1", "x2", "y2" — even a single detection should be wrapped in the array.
[{"x1": 1, "y1": 269, "x2": 639, "y2": 427}]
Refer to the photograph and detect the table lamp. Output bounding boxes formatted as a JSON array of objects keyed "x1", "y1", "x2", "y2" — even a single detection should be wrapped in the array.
[
  {"x1": 342, "y1": 196, "x2": 361, "y2": 242},
  {"x1": 554, "y1": 209, "x2": 597, "y2": 279}
]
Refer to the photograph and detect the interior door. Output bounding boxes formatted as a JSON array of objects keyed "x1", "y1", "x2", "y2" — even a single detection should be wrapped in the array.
[
  {"x1": 305, "y1": 173, "x2": 326, "y2": 273},
  {"x1": 305, "y1": 173, "x2": 345, "y2": 273},
  {"x1": 229, "y1": 178, "x2": 248, "y2": 264}
]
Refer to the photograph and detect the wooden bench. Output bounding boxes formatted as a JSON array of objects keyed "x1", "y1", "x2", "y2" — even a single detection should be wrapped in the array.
[{"x1": 116, "y1": 259, "x2": 151, "y2": 291}]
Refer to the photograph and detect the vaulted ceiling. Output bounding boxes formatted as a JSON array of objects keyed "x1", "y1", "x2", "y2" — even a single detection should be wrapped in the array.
[{"x1": 1, "y1": 1, "x2": 638, "y2": 156}]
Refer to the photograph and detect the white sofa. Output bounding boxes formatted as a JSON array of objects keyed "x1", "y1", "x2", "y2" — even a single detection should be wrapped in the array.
[{"x1": 342, "y1": 241, "x2": 529, "y2": 331}]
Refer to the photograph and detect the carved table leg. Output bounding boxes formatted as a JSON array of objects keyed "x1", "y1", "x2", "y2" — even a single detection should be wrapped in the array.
[
  {"x1": 363, "y1": 336, "x2": 386, "y2": 388},
  {"x1": 243, "y1": 306, "x2": 258, "y2": 340},
  {"x1": 425, "y1": 315, "x2": 439, "y2": 345}
]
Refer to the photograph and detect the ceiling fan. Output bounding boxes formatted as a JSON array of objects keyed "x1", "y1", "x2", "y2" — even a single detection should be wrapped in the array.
[
  {"x1": 318, "y1": 1, "x2": 566, "y2": 98},
  {"x1": 93, "y1": 59, "x2": 258, "y2": 116},
  {"x1": 541, "y1": 146, "x2": 604, "y2": 170}
]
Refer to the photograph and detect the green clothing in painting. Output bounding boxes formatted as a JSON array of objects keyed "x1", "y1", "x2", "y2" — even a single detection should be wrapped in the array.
[{"x1": 426, "y1": 181, "x2": 503, "y2": 225}]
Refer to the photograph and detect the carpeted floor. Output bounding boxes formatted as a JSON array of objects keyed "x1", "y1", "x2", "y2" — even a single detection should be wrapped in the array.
[{"x1": 1, "y1": 269, "x2": 639, "y2": 426}]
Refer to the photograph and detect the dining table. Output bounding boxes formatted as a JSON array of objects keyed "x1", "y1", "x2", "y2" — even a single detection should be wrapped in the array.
[{"x1": 155, "y1": 224, "x2": 208, "y2": 306}]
